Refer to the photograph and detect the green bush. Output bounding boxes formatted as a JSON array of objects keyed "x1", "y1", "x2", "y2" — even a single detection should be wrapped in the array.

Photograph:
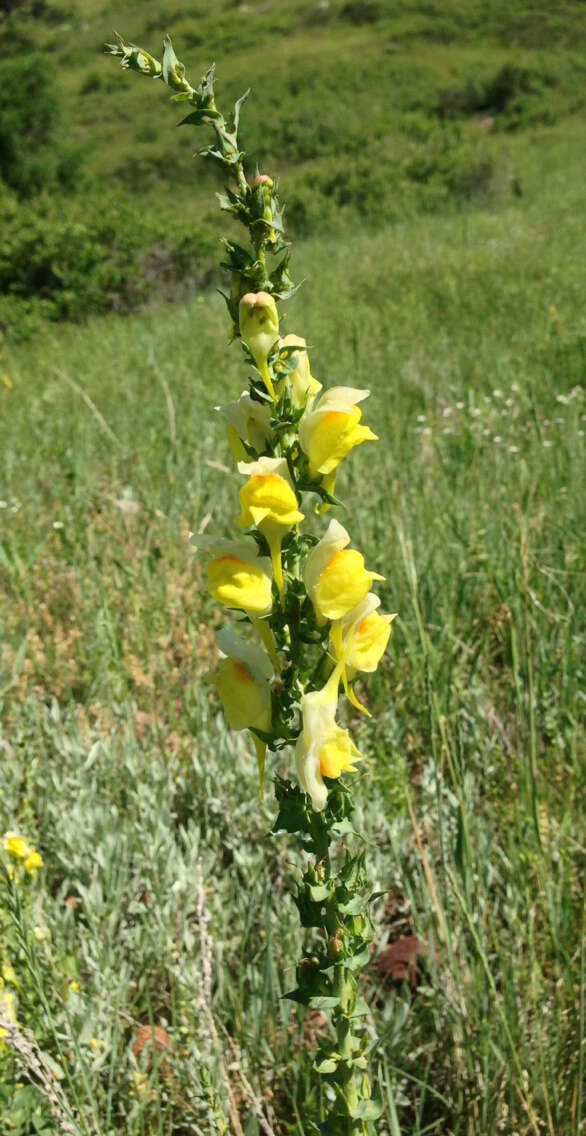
[
  {"x1": 0, "y1": 52, "x2": 84, "y2": 197},
  {"x1": 435, "y1": 60, "x2": 558, "y2": 129},
  {"x1": 0, "y1": 193, "x2": 216, "y2": 341}
]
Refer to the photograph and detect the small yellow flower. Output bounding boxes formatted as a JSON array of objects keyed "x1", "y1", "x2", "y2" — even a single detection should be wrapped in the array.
[
  {"x1": 295, "y1": 670, "x2": 363, "y2": 812},
  {"x1": 195, "y1": 537, "x2": 273, "y2": 616},
  {"x1": 299, "y1": 386, "x2": 377, "y2": 496},
  {"x1": 211, "y1": 630, "x2": 273, "y2": 797},
  {"x1": 24, "y1": 851, "x2": 43, "y2": 875},
  {"x1": 69, "y1": 981, "x2": 80, "y2": 993},
  {"x1": 1, "y1": 965, "x2": 20, "y2": 990},
  {"x1": 304, "y1": 519, "x2": 383, "y2": 624},
  {"x1": 237, "y1": 456, "x2": 304, "y2": 600},
  {"x1": 34, "y1": 926, "x2": 50, "y2": 943},
  {"x1": 3, "y1": 833, "x2": 30, "y2": 861},
  {"x1": 276, "y1": 335, "x2": 322, "y2": 409},
  {"x1": 239, "y1": 292, "x2": 279, "y2": 399},
  {"x1": 217, "y1": 391, "x2": 273, "y2": 461}
]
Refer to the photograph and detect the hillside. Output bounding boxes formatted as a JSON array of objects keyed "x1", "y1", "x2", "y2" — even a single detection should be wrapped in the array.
[{"x1": 1, "y1": 0, "x2": 586, "y2": 337}]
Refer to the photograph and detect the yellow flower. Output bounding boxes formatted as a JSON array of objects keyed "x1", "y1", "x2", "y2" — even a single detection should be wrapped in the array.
[
  {"x1": 299, "y1": 386, "x2": 377, "y2": 496},
  {"x1": 212, "y1": 630, "x2": 273, "y2": 797},
  {"x1": 238, "y1": 292, "x2": 279, "y2": 400},
  {"x1": 1, "y1": 965, "x2": 20, "y2": 990},
  {"x1": 295, "y1": 670, "x2": 363, "y2": 812},
  {"x1": 3, "y1": 833, "x2": 30, "y2": 861},
  {"x1": 24, "y1": 851, "x2": 43, "y2": 875},
  {"x1": 330, "y1": 593, "x2": 396, "y2": 713},
  {"x1": 195, "y1": 537, "x2": 273, "y2": 616},
  {"x1": 217, "y1": 391, "x2": 273, "y2": 462},
  {"x1": 303, "y1": 519, "x2": 383, "y2": 624},
  {"x1": 237, "y1": 456, "x2": 304, "y2": 601},
  {"x1": 276, "y1": 335, "x2": 322, "y2": 409}
]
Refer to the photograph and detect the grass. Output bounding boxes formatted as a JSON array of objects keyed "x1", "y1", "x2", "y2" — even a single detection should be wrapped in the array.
[
  {"x1": 3, "y1": 0, "x2": 586, "y2": 335},
  {"x1": 2, "y1": 153, "x2": 585, "y2": 1131},
  {"x1": 1, "y1": 1, "x2": 585, "y2": 1133}
]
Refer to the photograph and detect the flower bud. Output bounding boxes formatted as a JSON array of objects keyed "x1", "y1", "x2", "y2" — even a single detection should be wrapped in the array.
[
  {"x1": 238, "y1": 292, "x2": 279, "y2": 399},
  {"x1": 253, "y1": 174, "x2": 274, "y2": 188},
  {"x1": 237, "y1": 457, "x2": 304, "y2": 600},
  {"x1": 276, "y1": 335, "x2": 322, "y2": 409},
  {"x1": 303, "y1": 519, "x2": 383, "y2": 624},
  {"x1": 299, "y1": 387, "x2": 377, "y2": 487}
]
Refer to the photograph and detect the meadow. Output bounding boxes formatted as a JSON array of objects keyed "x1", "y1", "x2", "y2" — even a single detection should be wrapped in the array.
[{"x1": 1, "y1": 1, "x2": 585, "y2": 1133}]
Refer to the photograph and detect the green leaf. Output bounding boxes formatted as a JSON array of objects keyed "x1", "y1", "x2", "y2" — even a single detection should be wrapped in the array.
[
  {"x1": 309, "y1": 884, "x2": 330, "y2": 902},
  {"x1": 178, "y1": 107, "x2": 223, "y2": 126},
  {"x1": 314, "y1": 1056, "x2": 338, "y2": 1074},
  {"x1": 345, "y1": 946, "x2": 371, "y2": 972},
  {"x1": 308, "y1": 995, "x2": 341, "y2": 1010},
  {"x1": 351, "y1": 1098, "x2": 384, "y2": 1121},
  {"x1": 283, "y1": 986, "x2": 311, "y2": 1005},
  {"x1": 338, "y1": 894, "x2": 366, "y2": 916},
  {"x1": 232, "y1": 88, "x2": 250, "y2": 134},
  {"x1": 162, "y1": 35, "x2": 185, "y2": 90},
  {"x1": 331, "y1": 818, "x2": 359, "y2": 838},
  {"x1": 348, "y1": 997, "x2": 371, "y2": 1019}
]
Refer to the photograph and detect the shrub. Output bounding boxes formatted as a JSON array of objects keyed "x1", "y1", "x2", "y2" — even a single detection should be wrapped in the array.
[
  {"x1": 0, "y1": 52, "x2": 84, "y2": 197},
  {"x1": 436, "y1": 61, "x2": 556, "y2": 129},
  {"x1": 0, "y1": 192, "x2": 216, "y2": 341}
]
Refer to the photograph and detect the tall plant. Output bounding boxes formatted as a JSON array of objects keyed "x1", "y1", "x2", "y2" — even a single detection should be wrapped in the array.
[{"x1": 108, "y1": 36, "x2": 396, "y2": 1133}]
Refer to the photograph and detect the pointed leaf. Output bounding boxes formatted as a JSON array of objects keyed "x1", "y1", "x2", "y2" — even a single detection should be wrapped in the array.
[
  {"x1": 232, "y1": 87, "x2": 250, "y2": 134},
  {"x1": 179, "y1": 108, "x2": 223, "y2": 126}
]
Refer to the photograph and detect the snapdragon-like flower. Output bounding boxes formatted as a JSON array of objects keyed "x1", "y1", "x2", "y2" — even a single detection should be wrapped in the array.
[
  {"x1": 304, "y1": 518, "x2": 383, "y2": 623},
  {"x1": 330, "y1": 592, "x2": 396, "y2": 713},
  {"x1": 276, "y1": 335, "x2": 322, "y2": 409},
  {"x1": 239, "y1": 292, "x2": 279, "y2": 400},
  {"x1": 195, "y1": 536, "x2": 273, "y2": 616},
  {"x1": 211, "y1": 629, "x2": 273, "y2": 797},
  {"x1": 195, "y1": 535, "x2": 280, "y2": 667},
  {"x1": 299, "y1": 386, "x2": 377, "y2": 497},
  {"x1": 295, "y1": 669, "x2": 363, "y2": 812},
  {"x1": 237, "y1": 456, "x2": 304, "y2": 600},
  {"x1": 217, "y1": 391, "x2": 273, "y2": 462}
]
